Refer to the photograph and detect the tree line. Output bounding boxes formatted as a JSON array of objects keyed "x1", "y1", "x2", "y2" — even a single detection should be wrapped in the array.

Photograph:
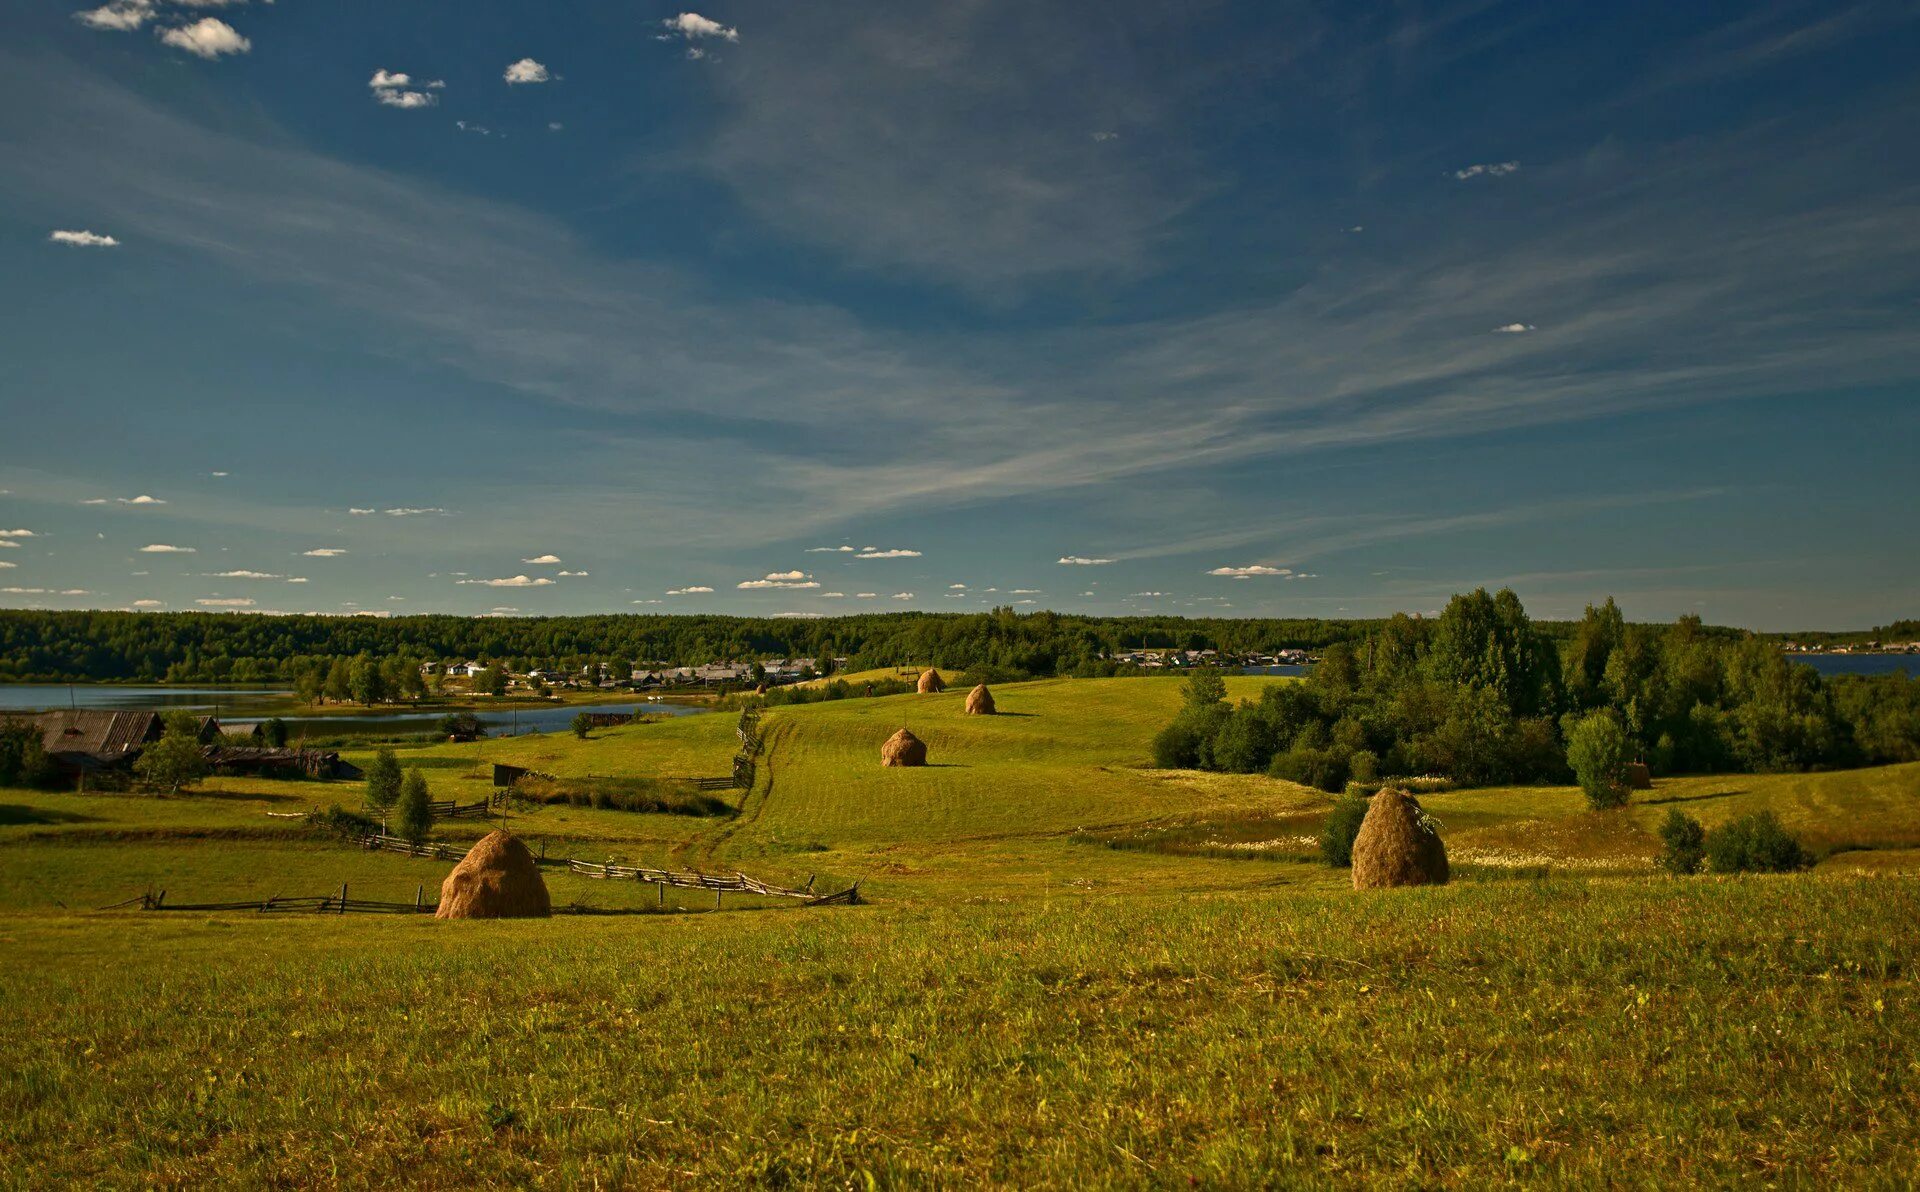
[{"x1": 1154, "y1": 590, "x2": 1920, "y2": 791}]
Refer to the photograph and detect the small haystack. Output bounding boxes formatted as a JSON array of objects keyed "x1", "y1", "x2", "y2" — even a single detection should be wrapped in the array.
[
  {"x1": 917, "y1": 669, "x2": 946, "y2": 694},
  {"x1": 435, "y1": 830, "x2": 552, "y2": 919},
  {"x1": 1351, "y1": 788, "x2": 1449, "y2": 890},
  {"x1": 965, "y1": 683, "x2": 997, "y2": 715},
  {"x1": 881, "y1": 728, "x2": 928, "y2": 767},
  {"x1": 1625, "y1": 761, "x2": 1653, "y2": 790}
]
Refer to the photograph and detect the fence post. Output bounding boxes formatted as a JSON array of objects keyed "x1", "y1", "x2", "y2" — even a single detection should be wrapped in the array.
[
  {"x1": 339, "y1": 882, "x2": 348, "y2": 914},
  {"x1": 658, "y1": 881, "x2": 665, "y2": 907},
  {"x1": 715, "y1": 888, "x2": 722, "y2": 911},
  {"x1": 415, "y1": 884, "x2": 424, "y2": 911}
]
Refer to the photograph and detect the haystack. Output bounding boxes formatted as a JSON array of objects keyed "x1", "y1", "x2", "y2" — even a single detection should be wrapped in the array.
[
  {"x1": 881, "y1": 728, "x2": 928, "y2": 767},
  {"x1": 965, "y1": 683, "x2": 996, "y2": 715},
  {"x1": 1351, "y1": 788, "x2": 1449, "y2": 890},
  {"x1": 917, "y1": 669, "x2": 946, "y2": 694},
  {"x1": 435, "y1": 830, "x2": 551, "y2": 919},
  {"x1": 1625, "y1": 761, "x2": 1653, "y2": 790}
]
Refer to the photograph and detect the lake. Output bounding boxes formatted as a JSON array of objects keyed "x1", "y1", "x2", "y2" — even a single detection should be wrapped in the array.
[{"x1": 0, "y1": 685, "x2": 712, "y2": 736}]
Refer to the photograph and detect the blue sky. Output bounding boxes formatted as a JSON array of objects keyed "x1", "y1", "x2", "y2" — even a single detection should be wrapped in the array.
[{"x1": 1, "y1": 0, "x2": 1916, "y2": 630}]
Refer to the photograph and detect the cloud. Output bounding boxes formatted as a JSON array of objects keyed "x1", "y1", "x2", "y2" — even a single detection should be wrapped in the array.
[
  {"x1": 1010, "y1": 589, "x2": 1041, "y2": 594},
  {"x1": 1130, "y1": 591, "x2": 1167, "y2": 597},
  {"x1": 286, "y1": 577, "x2": 307, "y2": 583},
  {"x1": 369, "y1": 70, "x2": 412, "y2": 89},
  {"x1": 661, "y1": 12, "x2": 738, "y2": 41},
  {"x1": 50, "y1": 229, "x2": 120, "y2": 247},
  {"x1": 348, "y1": 508, "x2": 376, "y2": 515},
  {"x1": 158, "y1": 18, "x2": 251, "y2": 59},
  {"x1": 806, "y1": 545, "x2": 857, "y2": 552},
  {"x1": 503, "y1": 58, "x2": 551, "y2": 85},
  {"x1": 1453, "y1": 161, "x2": 1520, "y2": 180},
  {"x1": 195, "y1": 597, "x2": 254, "y2": 607},
  {"x1": 130, "y1": 599, "x2": 164, "y2": 608},
  {"x1": 667, "y1": 585, "x2": 715, "y2": 595},
  {"x1": 139, "y1": 543, "x2": 194, "y2": 553},
  {"x1": 85, "y1": 494, "x2": 165, "y2": 505},
  {"x1": 773, "y1": 611, "x2": 825, "y2": 619},
  {"x1": 948, "y1": 583, "x2": 967, "y2": 589},
  {"x1": 456, "y1": 121, "x2": 491, "y2": 136},
  {"x1": 1207, "y1": 565, "x2": 1290, "y2": 577},
  {"x1": 209, "y1": 569, "x2": 281, "y2": 579},
  {"x1": 737, "y1": 573, "x2": 820, "y2": 589},
  {"x1": 208, "y1": 471, "x2": 228, "y2": 477},
  {"x1": 301, "y1": 548, "x2": 347, "y2": 557},
  {"x1": 1493, "y1": 323, "x2": 1536, "y2": 334},
  {"x1": 821, "y1": 591, "x2": 845, "y2": 598},
  {"x1": 382, "y1": 507, "x2": 445, "y2": 517},
  {"x1": 0, "y1": 561, "x2": 12, "y2": 569},
  {"x1": 456, "y1": 575, "x2": 556, "y2": 587},
  {"x1": 74, "y1": 1, "x2": 152, "y2": 31},
  {"x1": 856, "y1": 548, "x2": 920, "y2": 559},
  {"x1": 0, "y1": 531, "x2": 36, "y2": 538},
  {"x1": 891, "y1": 592, "x2": 914, "y2": 600},
  {"x1": 375, "y1": 89, "x2": 437, "y2": 110},
  {"x1": 1058, "y1": 556, "x2": 1113, "y2": 566},
  {"x1": 764, "y1": 570, "x2": 808, "y2": 581},
  {"x1": 522, "y1": 554, "x2": 562, "y2": 564},
  {"x1": 557, "y1": 569, "x2": 589, "y2": 576}
]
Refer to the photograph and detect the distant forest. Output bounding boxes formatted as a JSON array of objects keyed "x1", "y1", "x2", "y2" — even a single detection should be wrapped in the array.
[{"x1": 0, "y1": 607, "x2": 1906, "y2": 684}]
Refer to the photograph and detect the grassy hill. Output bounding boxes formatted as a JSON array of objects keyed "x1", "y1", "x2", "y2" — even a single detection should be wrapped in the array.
[{"x1": 3, "y1": 675, "x2": 1919, "y2": 1184}]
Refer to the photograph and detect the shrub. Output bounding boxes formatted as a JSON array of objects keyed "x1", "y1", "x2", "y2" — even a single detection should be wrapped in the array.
[
  {"x1": 311, "y1": 804, "x2": 378, "y2": 835},
  {"x1": 1566, "y1": 709, "x2": 1631, "y2": 809},
  {"x1": 0, "y1": 720, "x2": 59, "y2": 789},
  {"x1": 1655, "y1": 808, "x2": 1706, "y2": 874},
  {"x1": 437, "y1": 712, "x2": 485, "y2": 739},
  {"x1": 1319, "y1": 794, "x2": 1370, "y2": 868},
  {"x1": 261, "y1": 717, "x2": 290, "y2": 748},
  {"x1": 132, "y1": 730, "x2": 208, "y2": 796},
  {"x1": 1269, "y1": 747, "x2": 1350, "y2": 794},
  {"x1": 396, "y1": 769, "x2": 434, "y2": 843},
  {"x1": 1348, "y1": 750, "x2": 1379, "y2": 784},
  {"x1": 1706, "y1": 811, "x2": 1812, "y2": 873}
]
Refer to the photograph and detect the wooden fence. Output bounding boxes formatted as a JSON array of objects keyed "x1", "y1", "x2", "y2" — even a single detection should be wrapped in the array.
[{"x1": 102, "y1": 883, "x2": 434, "y2": 915}]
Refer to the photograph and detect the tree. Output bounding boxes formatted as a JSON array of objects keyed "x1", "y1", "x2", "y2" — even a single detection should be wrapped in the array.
[
  {"x1": 262, "y1": 717, "x2": 290, "y2": 748},
  {"x1": 323, "y1": 657, "x2": 352, "y2": 704},
  {"x1": 396, "y1": 768, "x2": 434, "y2": 843},
  {"x1": 133, "y1": 726, "x2": 208, "y2": 796},
  {"x1": 294, "y1": 666, "x2": 324, "y2": 707},
  {"x1": 348, "y1": 653, "x2": 385, "y2": 707},
  {"x1": 364, "y1": 747, "x2": 403, "y2": 812},
  {"x1": 0, "y1": 720, "x2": 57, "y2": 788},
  {"x1": 1319, "y1": 794, "x2": 1371, "y2": 867},
  {"x1": 475, "y1": 666, "x2": 508, "y2": 697},
  {"x1": 570, "y1": 712, "x2": 592, "y2": 740},
  {"x1": 1566, "y1": 709, "x2": 1631, "y2": 810},
  {"x1": 1705, "y1": 811, "x2": 1811, "y2": 873},
  {"x1": 1656, "y1": 809, "x2": 1706, "y2": 875},
  {"x1": 1182, "y1": 668, "x2": 1227, "y2": 711}
]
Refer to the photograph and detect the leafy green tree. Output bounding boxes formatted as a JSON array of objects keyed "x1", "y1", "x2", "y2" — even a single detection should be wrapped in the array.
[
  {"x1": 1566, "y1": 709, "x2": 1631, "y2": 809},
  {"x1": 570, "y1": 712, "x2": 593, "y2": 740},
  {"x1": 294, "y1": 666, "x2": 324, "y2": 707},
  {"x1": 262, "y1": 717, "x2": 290, "y2": 748},
  {"x1": 348, "y1": 653, "x2": 385, "y2": 707},
  {"x1": 133, "y1": 725, "x2": 209, "y2": 796},
  {"x1": 364, "y1": 747, "x2": 403, "y2": 812},
  {"x1": 323, "y1": 657, "x2": 352, "y2": 704},
  {"x1": 1705, "y1": 811, "x2": 1811, "y2": 873},
  {"x1": 475, "y1": 666, "x2": 508, "y2": 697},
  {"x1": 1656, "y1": 809, "x2": 1706, "y2": 875},
  {"x1": 1181, "y1": 669, "x2": 1227, "y2": 711},
  {"x1": 438, "y1": 712, "x2": 484, "y2": 739},
  {"x1": 396, "y1": 768, "x2": 434, "y2": 843},
  {"x1": 0, "y1": 720, "x2": 58, "y2": 788}
]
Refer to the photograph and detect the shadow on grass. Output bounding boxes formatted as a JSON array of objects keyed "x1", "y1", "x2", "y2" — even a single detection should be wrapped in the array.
[
  {"x1": 1642, "y1": 788, "x2": 1746, "y2": 806},
  {"x1": 920, "y1": 763, "x2": 970, "y2": 769},
  {"x1": 0, "y1": 804, "x2": 99, "y2": 826},
  {"x1": 188, "y1": 789, "x2": 305, "y2": 804}
]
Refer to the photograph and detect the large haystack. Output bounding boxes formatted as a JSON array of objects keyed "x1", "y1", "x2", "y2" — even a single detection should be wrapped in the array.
[
  {"x1": 881, "y1": 728, "x2": 928, "y2": 767},
  {"x1": 436, "y1": 830, "x2": 552, "y2": 919},
  {"x1": 1351, "y1": 788, "x2": 1449, "y2": 890},
  {"x1": 917, "y1": 669, "x2": 946, "y2": 694},
  {"x1": 1625, "y1": 761, "x2": 1653, "y2": 790},
  {"x1": 965, "y1": 683, "x2": 996, "y2": 715}
]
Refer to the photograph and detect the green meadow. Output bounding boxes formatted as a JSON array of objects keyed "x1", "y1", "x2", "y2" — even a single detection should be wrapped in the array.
[{"x1": 4, "y1": 675, "x2": 1919, "y2": 1186}]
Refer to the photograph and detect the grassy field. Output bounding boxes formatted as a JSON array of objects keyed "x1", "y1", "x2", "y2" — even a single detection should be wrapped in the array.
[{"x1": 4, "y1": 675, "x2": 1919, "y2": 1186}]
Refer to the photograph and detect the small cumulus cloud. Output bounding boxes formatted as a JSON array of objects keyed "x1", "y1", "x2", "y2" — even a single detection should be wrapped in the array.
[
  {"x1": 660, "y1": 12, "x2": 739, "y2": 41},
  {"x1": 737, "y1": 569, "x2": 820, "y2": 590},
  {"x1": 855, "y1": 592, "x2": 877, "y2": 599},
  {"x1": 209, "y1": 570, "x2": 281, "y2": 579},
  {"x1": 503, "y1": 57, "x2": 551, "y2": 84},
  {"x1": 382, "y1": 507, "x2": 445, "y2": 517},
  {"x1": 557, "y1": 570, "x2": 589, "y2": 577},
  {"x1": 130, "y1": 599, "x2": 164, "y2": 608},
  {"x1": 302, "y1": 548, "x2": 347, "y2": 557},
  {"x1": 1453, "y1": 161, "x2": 1519, "y2": 180},
  {"x1": 1207, "y1": 565, "x2": 1290, "y2": 578},
  {"x1": 857, "y1": 548, "x2": 920, "y2": 559},
  {"x1": 806, "y1": 545, "x2": 857, "y2": 553},
  {"x1": 523, "y1": 554, "x2": 562, "y2": 564},
  {"x1": 375, "y1": 88, "x2": 437, "y2": 110},
  {"x1": 139, "y1": 544, "x2": 195, "y2": 553},
  {"x1": 948, "y1": 583, "x2": 967, "y2": 589},
  {"x1": 456, "y1": 575, "x2": 556, "y2": 587},
  {"x1": 667, "y1": 586, "x2": 715, "y2": 595},
  {"x1": 1131, "y1": 591, "x2": 1167, "y2": 597},
  {"x1": 1493, "y1": 322, "x2": 1536, "y2": 333},
  {"x1": 0, "y1": 561, "x2": 13, "y2": 569},
  {"x1": 821, "y1": 591, "x2": 845, "y2": 598},
  {"x1": 50, "y1": 229, "x2": 121, "y2": 247},
  {"x1": 891, "y1": 592, "x2": 914, "y2": 600},
  {"x1": 0, "y1": 531, "x2": 35, "y2": 538},
  {"x1": 159, "y1": 18, "x2": 251, "y2": 59},
  {"x1": 74, "y1": 0, "x2": 152, "y2": 31},
  {"x1": 1058, "y1": 556, "x2": 1112, "y2": 566}
]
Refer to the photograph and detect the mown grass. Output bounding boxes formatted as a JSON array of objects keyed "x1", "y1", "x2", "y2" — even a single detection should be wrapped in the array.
[
  {"x1": 4, "y1": 880, "x2": 1916, "y2": 1187},
  {"x1": 4, "y1": 675, "x2": 1920, "y2": 1186}
]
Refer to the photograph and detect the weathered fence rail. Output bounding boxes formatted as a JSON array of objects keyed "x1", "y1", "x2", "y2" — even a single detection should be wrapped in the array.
[{"x1": 102, "y1": 885, "x2": 434, "y2": 915}]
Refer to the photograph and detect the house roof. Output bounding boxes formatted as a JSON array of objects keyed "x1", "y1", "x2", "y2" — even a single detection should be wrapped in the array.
[{"x1": 18, "y1": 710, "x2": 164, "y2": 761}]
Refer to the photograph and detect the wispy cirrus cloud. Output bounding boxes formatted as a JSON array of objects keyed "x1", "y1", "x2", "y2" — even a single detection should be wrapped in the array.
[
  {"x1": 195, "y1": 596, "x2": 254, "y2": 607},
  {"x1": 1453, "y1": 161, "x2": 1519, "y2": 180},
  {"x1": 856, "y1": 548, "x2": 920, "y2": 559},
  {"x1": 1058, "y1": 556, "x2": 1112, "y2": 566},
  {"x1": 301, "y1": 548, "x2": 347, "y2": 557}
]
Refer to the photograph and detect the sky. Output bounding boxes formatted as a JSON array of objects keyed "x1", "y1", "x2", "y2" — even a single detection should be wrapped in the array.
[{"x1": 0, "y1": 0, "x2": 1916, "y2": 631}]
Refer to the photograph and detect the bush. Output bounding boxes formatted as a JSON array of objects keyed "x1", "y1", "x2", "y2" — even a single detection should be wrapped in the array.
[
  {"x1": 1655, "y1": 808, "x2": 1706, "y2": 874},
  {"x1": 571, "y1": 712, "x2": 593, "y2": 740},
  {"x1": 311, "y1": 804, "x2": 378, "y2": 835},
  {"x1": 0, "y1": 720, "x2": 59, "y2": 789},
  {"x1": 1706, "y1": 811, "x2": 1812, "y2": 873},
  {"x1": 1269, "y1": 747, "x2": 1350, "y2": 794},
  {"x1": 1319, "y1": 794, "x2": 1370, "y2": 867},
  {"x1": 1566, "y1": 710, "x2": 1631, "y2": 810},
  {"x1": 1348, "y1": 750, "x2": 1379, "y2": 784},
  {"x1": 261, "y1": 717, "x2": 290, "y2": 748},
  {"x1": 437, "y1": 712, "x2": 485, "y2": 739}
]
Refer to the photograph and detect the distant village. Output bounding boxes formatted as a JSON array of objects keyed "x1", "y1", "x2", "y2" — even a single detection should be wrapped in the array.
[{"x1": 1779, "y1": 640, "x2": 1920, "y2": 655}]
